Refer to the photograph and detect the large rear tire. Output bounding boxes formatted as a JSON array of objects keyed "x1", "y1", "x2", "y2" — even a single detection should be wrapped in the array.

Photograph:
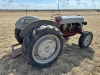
[
  {"x1": 22, "y1": 25, "x2": 64, "y2": 68},
  {"x1": 15, "y1": 28, "x2": 23, "y2": 44}
]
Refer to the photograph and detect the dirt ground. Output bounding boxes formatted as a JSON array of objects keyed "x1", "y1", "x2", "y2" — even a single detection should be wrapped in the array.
[{"x1": 0, "y1": 11, "x2": 100, "y2": 75}]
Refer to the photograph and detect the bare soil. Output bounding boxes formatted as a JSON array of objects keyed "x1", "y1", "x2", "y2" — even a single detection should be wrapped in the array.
[{"x1": 0, "y1": 11, "x2": 100, "y2": 75}]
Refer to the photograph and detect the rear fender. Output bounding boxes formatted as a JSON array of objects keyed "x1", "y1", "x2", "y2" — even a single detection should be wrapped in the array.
[{"x1": 15, "y1": 16, "x2": 39, "y2": 30}]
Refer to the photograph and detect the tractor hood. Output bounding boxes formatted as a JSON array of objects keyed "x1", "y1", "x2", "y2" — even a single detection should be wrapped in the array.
[{"x1": 59, "y1": 16, "x2": 84, "y2": 24}]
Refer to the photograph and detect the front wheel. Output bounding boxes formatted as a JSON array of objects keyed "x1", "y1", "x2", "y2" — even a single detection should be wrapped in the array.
[
  {"x1": 22, "y1": 25, "x2": 64, "y2": 68},
  {"x1": 79, "y1": 31, "x2": 93, "y2": 49}
]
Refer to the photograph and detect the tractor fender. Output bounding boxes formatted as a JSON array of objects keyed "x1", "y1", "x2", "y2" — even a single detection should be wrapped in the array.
[
  {"x1": 19, "y1": 20, "x2": 61, "y2": 39},
  {"x1": 15, "y1": 16, "x2": 39, "y2": 30}
]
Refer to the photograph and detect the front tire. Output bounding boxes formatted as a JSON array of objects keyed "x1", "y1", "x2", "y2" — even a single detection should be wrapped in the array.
[
  {"x1": 79, "y1": 31, "x2": 93, "y2": 49},
  {"x1": 22, "y1": 25, "x2": 64, "y2": 68}
]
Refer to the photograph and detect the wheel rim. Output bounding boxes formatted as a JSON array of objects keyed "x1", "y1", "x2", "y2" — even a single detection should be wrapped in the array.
[
  {"x1": 32, "y1": 34, "x2": 61, "y2": 64},
  {"x1": 84, "y1": 34, "x2": 92, "y2": 47}
]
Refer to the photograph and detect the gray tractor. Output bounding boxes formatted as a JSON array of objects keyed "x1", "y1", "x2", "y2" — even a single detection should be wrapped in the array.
[{"x1": 13, "y1": 14, "x2": 93, "y2": 68}]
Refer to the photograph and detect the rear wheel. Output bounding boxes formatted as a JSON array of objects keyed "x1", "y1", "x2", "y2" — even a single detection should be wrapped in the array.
[
  {"x1": 79, "y1": 31, "x2": 93, "y2": 49},
  {"x1": 22, "y1": 25, "x2": 64, "y2": 68},
  {"x1": 15, "y1": 28, "x2": 23, "y2": 44}
]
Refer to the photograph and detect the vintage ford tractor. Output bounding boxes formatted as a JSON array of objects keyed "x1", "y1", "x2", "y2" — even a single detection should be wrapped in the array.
[{"x1": 13, "y1": 14, "x2": 93, "y2": 68}]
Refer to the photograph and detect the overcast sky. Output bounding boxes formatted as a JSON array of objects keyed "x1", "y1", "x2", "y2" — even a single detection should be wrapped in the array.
[{"x1": 0, "y1": 0, "x2": 100, "y2": 9}]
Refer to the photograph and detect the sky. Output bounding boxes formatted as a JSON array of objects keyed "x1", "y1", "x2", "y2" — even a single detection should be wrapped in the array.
[{"x1": 0, "y1": 0, "x2": 100, "y2": 10}]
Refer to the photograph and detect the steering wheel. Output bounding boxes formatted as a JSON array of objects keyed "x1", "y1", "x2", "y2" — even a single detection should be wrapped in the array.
[{"x1": 50, "y1": 13, "x2": 62, "y2": 21}]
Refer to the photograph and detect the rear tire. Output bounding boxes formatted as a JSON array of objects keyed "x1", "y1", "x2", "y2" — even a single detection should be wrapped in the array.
[
  {"x1": 22, "y1": 25, "x2": 64, "y2": 68},
  {"x1": 15, "y1": 28, "x2": 23, "y2": 44},
  {"x1": 79, "y1": 31, "x2": 93, "y2": 49}
]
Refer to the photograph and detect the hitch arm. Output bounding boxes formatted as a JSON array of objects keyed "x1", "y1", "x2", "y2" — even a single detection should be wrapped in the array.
[{"x1": 12, "y1": 43, "x2": 22, "y2": 58}]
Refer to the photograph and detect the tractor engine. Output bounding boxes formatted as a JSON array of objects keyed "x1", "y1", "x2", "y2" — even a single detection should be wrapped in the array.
[{"x1": 61, "y1": 23, "x2": 81, "y2": 32}]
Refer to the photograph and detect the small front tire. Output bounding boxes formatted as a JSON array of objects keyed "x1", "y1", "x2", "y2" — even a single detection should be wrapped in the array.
[{"x1": 79, "y1": 31, "x2": 93, "y2": 49}]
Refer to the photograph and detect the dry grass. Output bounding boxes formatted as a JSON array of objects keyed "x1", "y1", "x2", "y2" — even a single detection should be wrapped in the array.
[{"x1": 0, "y1": 11, "x2": 100, "y2": 75}]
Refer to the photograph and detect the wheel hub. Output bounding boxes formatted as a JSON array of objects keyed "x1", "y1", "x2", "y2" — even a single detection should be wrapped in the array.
[
  {"x1": 32, "y1": 34, "x2": 61, "y2": 64},
  {"x1": 84, "y1": 35, "x2": 92, "y2": 46},
  {"x1": 38, "y1": 40, "x2": 56, "y2": 59}
]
